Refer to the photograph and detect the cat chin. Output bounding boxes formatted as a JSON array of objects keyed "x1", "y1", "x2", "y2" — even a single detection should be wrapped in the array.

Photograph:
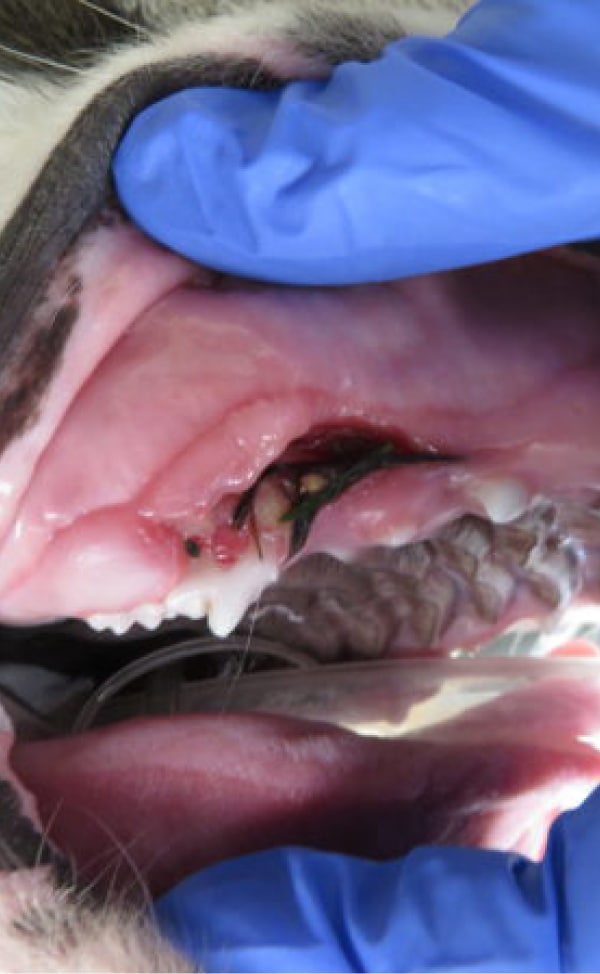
[{"x1": 0, "y1": 868, "x2": 192, "y2": 973}]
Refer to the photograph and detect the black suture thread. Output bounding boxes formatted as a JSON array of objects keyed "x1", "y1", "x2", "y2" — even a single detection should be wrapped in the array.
[{"x1": 232, "y1": 443, "x2": 462, "y2": 558}]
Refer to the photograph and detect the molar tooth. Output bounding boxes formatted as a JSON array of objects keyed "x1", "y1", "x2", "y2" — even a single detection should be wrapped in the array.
[{"x1": 471, "y1": 478, "x2": 529, "y2": 524}]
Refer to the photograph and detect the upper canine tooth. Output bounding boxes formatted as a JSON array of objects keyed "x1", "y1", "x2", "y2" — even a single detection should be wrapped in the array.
[{"x1": 205, "y1": 555, "x2": 279, "y2": 637}]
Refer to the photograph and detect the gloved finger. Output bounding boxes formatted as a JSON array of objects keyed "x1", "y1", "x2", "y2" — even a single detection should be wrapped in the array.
[
  {"x1": 155, "y1": 786, "x2": 600, "y2": 973},
  {"x1": 112, "y1": 0, "x2": 600, "y2": 287}
]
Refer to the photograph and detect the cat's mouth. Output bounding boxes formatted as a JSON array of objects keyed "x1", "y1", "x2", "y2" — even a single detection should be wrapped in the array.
[{"x1": 1, "y1": 208, "x2": 600, "y2": 895}]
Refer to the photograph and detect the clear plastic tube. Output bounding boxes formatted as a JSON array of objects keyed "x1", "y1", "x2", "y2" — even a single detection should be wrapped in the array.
[{"x1": 74, "y1": 650, "x2": 600, "y2": 740}]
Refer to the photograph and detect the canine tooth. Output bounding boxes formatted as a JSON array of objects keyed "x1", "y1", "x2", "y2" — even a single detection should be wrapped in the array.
[
  {"x1": 206, "y1": 556, "x2": 279, "y2": 637},
  {"x1": 471, "y1": 479, "x2": 528, "y2": 524}
]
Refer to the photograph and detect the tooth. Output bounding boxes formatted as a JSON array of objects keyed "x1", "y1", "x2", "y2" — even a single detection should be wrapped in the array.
[
  {"x1": 207, "y1": 556, "x2": 279, "y2": 637},
  {"x1": 471, "y1": 479, "x2": 529, "y2": 524},
  {"x1": 165, "y1": 581, "x2": 207, "y2": 621},
  {"x1": 136, "y1": 605, "x2": 163, "y2": 630},
  {"x1": 253, "y1": 478, "x2": 291, "y2": 530},
  {"x1": 88, "y1": 613, "x2": 133, "y2": 636}
]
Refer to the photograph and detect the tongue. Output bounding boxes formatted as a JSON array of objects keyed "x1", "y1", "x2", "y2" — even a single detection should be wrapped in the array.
[
  {"x1": 11, "y1": 671, "x2": 600, "y2": 897},
  {"x1": 2, "y1": 238, "x2": 600, "y2": 624}
]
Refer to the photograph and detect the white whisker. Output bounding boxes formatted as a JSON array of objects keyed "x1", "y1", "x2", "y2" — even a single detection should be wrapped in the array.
[
  {"x1": 34, "y1": 797, "x2": 65, "y2": 871},
  {"x1": 76, "y1": 0, "x2": 152, "y2": 38},
  {"x1": 0, "y1": 41, "x2": 83, "y2": 75},
  {"x1": 78, "y1": 809, "x2": 154, "y2": 914},
  {"x1": 220, "y1": 595, "x2": 263, "y2": 713}
]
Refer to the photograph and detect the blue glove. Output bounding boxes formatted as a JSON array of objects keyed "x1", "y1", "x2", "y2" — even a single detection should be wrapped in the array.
[
  {"x1": 155, "y1": 785, "x2": 600, "y2": 973},
  {"x1": 113, "y1": 0, "x2": 600, "y2": 286}
]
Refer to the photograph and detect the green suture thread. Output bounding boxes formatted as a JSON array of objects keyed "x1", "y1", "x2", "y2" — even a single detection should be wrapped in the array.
[
  {"x1": 232, "y1": 441, "x2": 461, "y2": 558},
  {"x1": 282, "y1": 443, "x2": 461, "y2": 556}
]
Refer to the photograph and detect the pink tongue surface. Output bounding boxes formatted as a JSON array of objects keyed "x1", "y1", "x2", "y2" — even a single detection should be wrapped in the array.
[
  {"x1": 11, "y1": 672, "x2": 600, "y2": 896},
  {"x1": 2, "y1": 245, "x2": 600, "y2": 619}
]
